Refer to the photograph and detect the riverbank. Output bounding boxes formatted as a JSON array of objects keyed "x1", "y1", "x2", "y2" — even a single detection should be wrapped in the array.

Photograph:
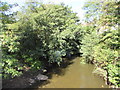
[
  {"x1": 92, "y1": 66, "x2": 118, "y2": 88},
  {"x1": 2, "y1": 56, "x2": 75, "y2": 89},
  {"x1": 2, "y1": 57, "x2": 110, "y2": 89},
  {"x1": 2, "y1": 69, "x2": 48, "y2": 88}
]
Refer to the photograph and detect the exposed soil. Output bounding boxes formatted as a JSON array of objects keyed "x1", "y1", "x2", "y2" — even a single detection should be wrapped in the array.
[{"x1": 2, "y1": 69, "x2": 48, "y2": 89}]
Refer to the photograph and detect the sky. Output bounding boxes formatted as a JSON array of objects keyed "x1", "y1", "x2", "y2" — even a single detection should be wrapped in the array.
[{"x1": 2, "y1": 0, "x2": 86, "y2": 22}]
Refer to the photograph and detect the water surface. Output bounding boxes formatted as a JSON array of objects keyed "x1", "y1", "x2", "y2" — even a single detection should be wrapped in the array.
[{"x1": 38, "y1": 57, "x2": 109, "y2": 88}]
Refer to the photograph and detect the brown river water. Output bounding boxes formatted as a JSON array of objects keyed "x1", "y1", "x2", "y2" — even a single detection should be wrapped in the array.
[{"x1": 37, "y1": 57, "x2": 109, "y2": 88}]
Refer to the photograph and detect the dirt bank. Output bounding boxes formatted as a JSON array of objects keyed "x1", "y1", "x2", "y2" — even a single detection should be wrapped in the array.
[{"x1": 2, "y1": 69, "x2": 48, "y2": 89}]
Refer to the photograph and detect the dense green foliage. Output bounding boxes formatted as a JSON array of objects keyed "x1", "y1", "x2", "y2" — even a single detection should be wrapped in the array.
[
  {"x1": 81, "y1": 0, "x2": 120, "y2": 87},
  {"x1": 0, "y1": 2, "x2": 23, "y2": 78},
  {"x1": 1, "y1": 1, "x2": 80, "y2": 79}
]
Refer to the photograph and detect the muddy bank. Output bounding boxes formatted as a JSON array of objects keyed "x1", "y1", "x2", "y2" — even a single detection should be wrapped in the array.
[{"x1": 2, "y1": 69, "x2": 48, "y2": 89}]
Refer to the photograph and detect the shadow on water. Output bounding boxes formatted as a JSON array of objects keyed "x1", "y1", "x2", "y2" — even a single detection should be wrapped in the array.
[
  {"x1": 48, "y1": 59, "x2": 74, "y2": 77},
  {"x1": 47, "y1": 55, "x2": 78, "y2": 78},
  {"x1": 31, "y1": 56, "x2": 76, "y2": 88}
]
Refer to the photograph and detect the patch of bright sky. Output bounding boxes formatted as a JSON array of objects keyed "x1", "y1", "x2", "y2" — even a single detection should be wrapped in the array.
[{"x1": 2, "y1": 0, "x2": 86, "y2": 22}]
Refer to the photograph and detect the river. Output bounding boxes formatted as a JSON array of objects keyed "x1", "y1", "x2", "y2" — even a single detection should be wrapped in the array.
[{"x1": 37, "y1": 57, "x2": 109, "y2": 88}]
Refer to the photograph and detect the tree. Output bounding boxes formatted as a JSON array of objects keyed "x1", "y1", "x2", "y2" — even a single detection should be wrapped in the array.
[
  {"x1": 1, "y1": 2, "x2": 80, "y2": 78},
  {"x1": 81, "y1": 0, "x2": 120, "y2": 87}
]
